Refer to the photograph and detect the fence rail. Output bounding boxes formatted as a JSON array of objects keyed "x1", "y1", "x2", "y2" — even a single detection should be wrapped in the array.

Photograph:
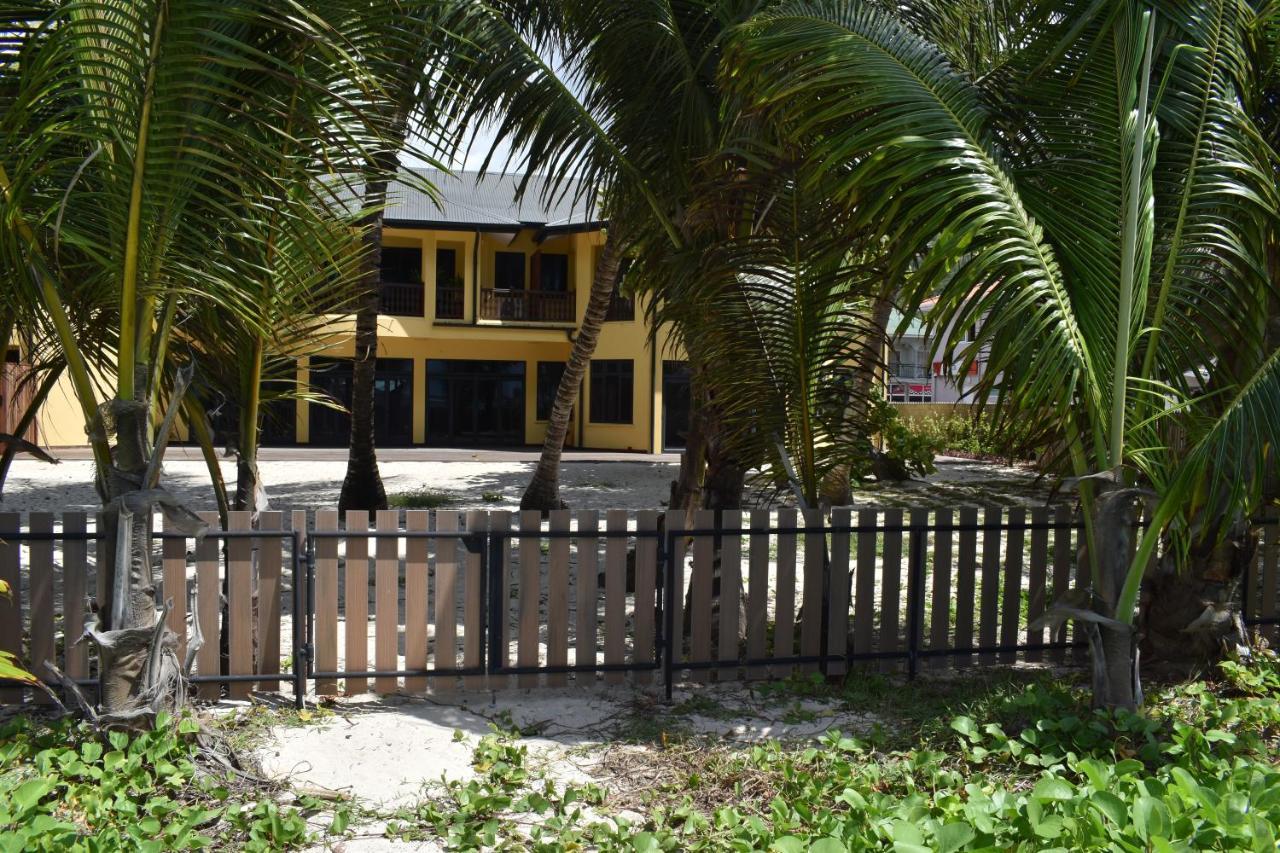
[{"x1": 2, "y1": 508, "x2": 1276, "y2": 706}]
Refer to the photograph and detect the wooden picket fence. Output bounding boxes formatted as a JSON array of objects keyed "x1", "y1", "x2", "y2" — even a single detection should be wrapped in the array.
[{"x1": 1, "y1": 507, "x2": 1277, "y2": 704}]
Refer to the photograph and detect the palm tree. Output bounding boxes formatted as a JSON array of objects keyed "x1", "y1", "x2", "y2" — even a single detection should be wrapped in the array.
[
  {"x1": 726, "y1": 0, "x2": 1280, "y2": 708},
  {"x1": 442, "y1": 0, "x2": 773, "y2": 512},
  {"x1": 0, "y1": 0, "x2": 399, "y2": 720}
]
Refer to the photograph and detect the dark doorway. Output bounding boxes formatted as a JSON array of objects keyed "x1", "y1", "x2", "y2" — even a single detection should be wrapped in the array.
[
  {"x1": 308, "y1": 358, "x2": 414, "y2": 447},
  {"x1": 426, "y1": 360, "x2": 525, "y2": 447},
  {"x1": 662, "y1": 360, "x2": 691, "y2": 451}
]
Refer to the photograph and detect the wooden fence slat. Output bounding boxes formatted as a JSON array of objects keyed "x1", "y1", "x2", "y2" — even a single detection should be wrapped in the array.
[
  {"x1": 800, "y1": 509, "x2": 824, "y2": 674},
  {"x1": 633, "y1": 511, "x2": 658, "y2": 684},
  {"x1": 0, "y1": 513, "x2": 22, "y2": 702},
  {"x1": 745, "y1": 510, "x2": 770, "y2": 680},
  {"x1": 604, "y1": 510, "x2": 628, "y2": 686},
  {"x1": 375, "y1": 510, "x2": 400, "y2": 695},
  {"x1": 516, "y1": 510, "x2": 541, "y2": 689},
  {"x1": 227, "y1": 512, "x2": 254, "y2": 699},
  {"x1": 256, "y1": 512, "x2": 283, "y2": 680},
  {"x1": 880, "y1": 508, "x2": 904, "y2": 671},
  {"x1": 404, "y1": 511, "x2": 430, "y2": 694},
  {"x1": 1261, "y1": 516, "x2": 1278, "y2": 643},
  {"x1": 196, "y1": 512, "x2": 221, "y2": 701},
  {"x1": 774, "y1": 508, "x2": 798, "y2": 671},
  {"x1": 0, "y1": 512, "x2": 21, "y2": 696},
  {"x1": 574, "y1": 512, "x2": 599, "y2": 680},
  {"x1": 1026, "y1": 508, "x2": 1049, "y2": 662},
  {"x1": 978, "y1": 507, "x2": 1002, "y2": 665},
  {"x1": 490, "y1": 511, "x2": 512, "y2": 690},
  {"x1": 665, "y1": 512, "x2": 686, "y2": 676},
  {"x1": 63, "y1": 513, "x2": 89, "y2": 679},
  {"x1": 344, "y1": 511, "x2": 370, "y2": 695},
  {"x1": 853, "y1": 509, "x2": 877, "y2": 660},
  {"x1": 689, "y1": 509, "x2": 715, "y2": 682},
  {"x1": 463, "y1": 511, "x2": 486, "y2": 690},
  {"x1": 827, "y1": 508, "x2": 851, "y2": 677},
  {"x1": 1049, "y1": 506, "x2": 1073, "y2": 663},
  {"x1": 718, "y1": 511, "x2": 743, "y2": 681},
  {"x1": 929, "y1": 510, "x2": 953, "y2": 669},
  {"x1": 1000, "y1": 508, "x2": 1025, "y2": 664},
  {"x1": 546, "y1": 510, "x2": 571, "y2": 688},
  {"x1": 315, "y1": 511, "x2": 339, "y2": 695},
  {"x1": 95, "y1": 513, "x2": 107, "y2": 614},
  {"x1": 28, "y1": 514, "x2": 54, "y2": 702},
  {"x1": 162, "y1": 515, "x2": 188, "y2": 663},
  {"x1": 954, "y1": 508, "x2": 978, "y2": 668},
  {"x1": 436, "y1": 511, "x2": 461, "y2": 690}
]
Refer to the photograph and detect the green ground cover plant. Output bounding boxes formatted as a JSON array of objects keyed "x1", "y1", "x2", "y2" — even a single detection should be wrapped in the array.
[
  {"x1": 389, "y1": 657, "x2": 1280, "y2": 851},
  {"x1": 0, "y1": 712, "x2": 340, "y2": 852}
]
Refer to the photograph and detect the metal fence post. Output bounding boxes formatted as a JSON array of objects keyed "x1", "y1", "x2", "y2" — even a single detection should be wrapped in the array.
[
  {"x1": 291, "y1": 529, "x2": 306, "y2": 709},
  {"x1": 907, "y1": 520, "x2": 927, "y2": 681},
  {"x1": 663, "y1": 528, "x2": 676, "y2": 702}
]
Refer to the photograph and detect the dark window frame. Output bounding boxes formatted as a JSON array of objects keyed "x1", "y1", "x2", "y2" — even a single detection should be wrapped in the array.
[
  {"x1": 536, "y1": 361, "x2": 567, "y2": 422},
  {"x1": 538, "y1": 252, "x2": 570, "y2": 293},
  {"x1": 589, "y1": 359, "x2": 634, "y2": 425}
]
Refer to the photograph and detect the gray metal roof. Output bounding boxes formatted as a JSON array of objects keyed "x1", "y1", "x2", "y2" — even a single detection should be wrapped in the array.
[{"x1": 383, "y1": 168, "x2": 602, "y2": 232}]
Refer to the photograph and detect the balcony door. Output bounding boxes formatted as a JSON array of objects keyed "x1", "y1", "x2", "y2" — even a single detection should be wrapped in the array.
[{"x1": 426, "y1": 360, "x2": 525, "y2": 447}]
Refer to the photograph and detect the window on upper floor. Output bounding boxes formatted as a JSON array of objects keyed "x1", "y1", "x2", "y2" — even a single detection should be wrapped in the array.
[
  {"x1": 495, "y1": 251, "x2": 525, "y2": 290},
  {"x1": 380, "y1": 247, "x2": 421, "y2": 283},
  {"x1": 606, "y1": 258, "x2": 635, "y2": 321},
  {"x1": 590, "y1": 359, "x2": 633, "y2": 424},
  {"x1": 436, "y1": 248, "x2": 460, "y2": 288},
  {"x1": 538, "y1": 253, "x2": 569, "y2": 293},
  {"x1": 536, "y1": 361, "x2": 567, "y2": 421}
]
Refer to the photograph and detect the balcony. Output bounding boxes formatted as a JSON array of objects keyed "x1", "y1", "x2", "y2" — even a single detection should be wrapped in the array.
[
  {"x1": 479, "y1": 288, "x2": 574, "y2": 324},
  {"x1": 435, "y1": 285, "x2": 464, "y2": 320},
  {"x1": 889, "y1": 362, "x2": 931, "y2": 379},
  {"x1": 378, "y1": 281, "x2": 424, "y2": 317}
]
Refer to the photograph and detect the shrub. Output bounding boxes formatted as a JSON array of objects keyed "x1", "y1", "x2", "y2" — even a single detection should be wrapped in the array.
[
  {"x1": 388, "y1": 489, "x2": 456, "y2": 509},
  {"x1": 907, "y1": 412, "x2": 1039, "y2": 463}
]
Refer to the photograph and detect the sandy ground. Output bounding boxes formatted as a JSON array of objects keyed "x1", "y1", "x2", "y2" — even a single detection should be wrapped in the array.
[
  {"x1": 0, "y1": 453, "x2": 1055, "y2": 515},
  {"x1": 251, "y1": 681, "x2": 893, "y2": 850}
]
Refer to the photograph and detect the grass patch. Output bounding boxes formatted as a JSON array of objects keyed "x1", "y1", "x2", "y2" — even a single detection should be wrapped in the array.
[
  {"x1": 481, "y1": 490, "x2": 504, "y2": 503},
  {"x1": 388, "y1": 489, "x2": 456, "y2": 509}
]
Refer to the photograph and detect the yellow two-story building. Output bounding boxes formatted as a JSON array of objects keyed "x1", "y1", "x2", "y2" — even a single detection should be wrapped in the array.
[{"x1": 21, "y1": 169, "x2": 690, "y2": 453}]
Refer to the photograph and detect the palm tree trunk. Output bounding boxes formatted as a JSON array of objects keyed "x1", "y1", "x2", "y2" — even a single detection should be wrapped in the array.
[
  {"x1": 96, "y1": 363, "x2": 183, "y2": 721},
  {"x1": 234, "y1": 338, "x2": 264, "y2": 514},
  {"x1": 338, "y1": 155, "x2": 399, "y2": 516},
  {"x1": 521, "y1": 233, "x2": 624, "y2": 511}
]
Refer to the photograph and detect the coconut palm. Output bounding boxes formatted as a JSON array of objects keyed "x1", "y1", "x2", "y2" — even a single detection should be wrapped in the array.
[
  {"x1": 445, "y1": 0, "x2": 791, "y2": 512},
  {"x1": 0, "y1": 0, "x2": 400, "y2": 721},
  {"x1": 726, "y1": 0, "x2": 1280, "y2": 708}
]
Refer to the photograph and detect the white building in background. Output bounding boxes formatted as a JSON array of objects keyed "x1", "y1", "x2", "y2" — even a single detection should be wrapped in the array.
[{"x1": 886, "y1": 299, "x2": 994, "y2": 406}]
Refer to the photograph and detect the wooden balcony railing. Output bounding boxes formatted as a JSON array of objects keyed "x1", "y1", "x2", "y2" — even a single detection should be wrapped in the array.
[
  {"x1": 378, "y1": 281, "x2": 424, "y2": 317},
  {"x1": 435, "y1": 286, "x2": 464, "y2": 320},
  {"x1": 605, "y1": 293, "x2": 635, "y2": 322},
  {"x1": 479, "y1": 288, "x2": 574, "y2": 323}
]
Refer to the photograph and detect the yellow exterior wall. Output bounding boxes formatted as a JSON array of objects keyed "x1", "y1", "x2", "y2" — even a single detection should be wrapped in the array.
[{"x1": 295, "y1": 225, "x2": 677, "y2": 452}]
